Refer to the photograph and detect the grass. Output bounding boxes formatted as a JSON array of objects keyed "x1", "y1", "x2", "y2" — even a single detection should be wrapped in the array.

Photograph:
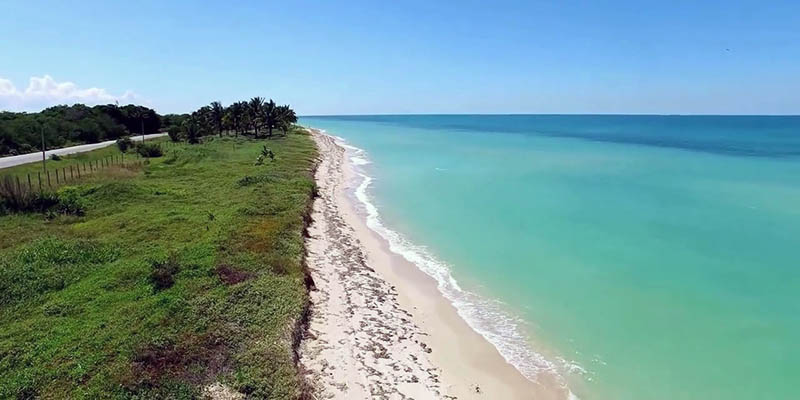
[{"x1": 0, "y1": 131, "x2": 317, "y2": 399}]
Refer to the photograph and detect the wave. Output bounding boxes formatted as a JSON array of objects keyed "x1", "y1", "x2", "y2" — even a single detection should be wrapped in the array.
[{"x1": 324, "y1": 131, "x2": 581, "y2": 398}]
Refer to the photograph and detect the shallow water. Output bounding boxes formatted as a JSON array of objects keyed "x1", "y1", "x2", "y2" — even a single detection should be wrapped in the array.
[{"x1": 301, "y1": 115, "x2": 800, "y2": 400}]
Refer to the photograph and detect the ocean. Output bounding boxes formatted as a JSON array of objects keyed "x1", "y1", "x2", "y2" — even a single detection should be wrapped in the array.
[{"x1": 300, "y1": 115, "x2": 800, "y2": 400}]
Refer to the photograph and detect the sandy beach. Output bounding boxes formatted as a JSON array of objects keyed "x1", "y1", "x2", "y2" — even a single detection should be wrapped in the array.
[{"x1": 300, "y1": 129, "x2": 570, "y2": 399}]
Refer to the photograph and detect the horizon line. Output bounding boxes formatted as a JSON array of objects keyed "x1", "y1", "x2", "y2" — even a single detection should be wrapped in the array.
[{"x1": 300, "y1": 112, "x2": 800, "y2": 118}]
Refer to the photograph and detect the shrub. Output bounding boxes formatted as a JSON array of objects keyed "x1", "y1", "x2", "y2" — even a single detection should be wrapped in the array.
[
  {"x1": 136, "y1": 143, "x2": 163, "y2": 158},
  {"x1": 149, "y1": 253, "x2": 180, "y2": 291},
  {"x1": 117, "y1": 136, "x2": 134, "y2": 152},
  {"x1": 49, "y1": 153, "x2": 62, "y2": 161},
  {"x1": 19, "y1": 144, "x2": 34, "y2": 154},
  {"x1": 260, "y1": 146, "x2": 274, "y2": 161},
  {"x1": 0, "y1": 178, "x2": 87, "y2": 215},
  {"x1": 55, "y1": 186, "x2": 87, "y2": 215},
  {"x1": 167, "y1": 126, "x2": 181, "y2": 142},
  {"x1": 236, "y1": 175, "x2": 274, "y2": 187},
  {"x1": 254, "y1": 146, "x2": 275, "y2": 166}
]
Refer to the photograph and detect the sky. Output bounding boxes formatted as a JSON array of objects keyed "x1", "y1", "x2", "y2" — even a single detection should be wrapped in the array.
[{"x1": 1, "y1": 0, "x2": 798, "y2": 115}]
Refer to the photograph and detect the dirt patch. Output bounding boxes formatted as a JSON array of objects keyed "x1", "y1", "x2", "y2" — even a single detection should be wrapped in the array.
[
  {"x1": 215, "y1": 264, "x2": 255, "y2": 285},
  {"x1": 129, "y1": 332, "x2": 233, "y2": 389}
]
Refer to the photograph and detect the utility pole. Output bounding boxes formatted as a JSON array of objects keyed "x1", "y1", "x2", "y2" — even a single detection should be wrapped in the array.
[
  {"x1": 40, "y1": 124, "x2": 46, "y2": 172},
  {"x1": 141, "y1": 118, "x2": 145, "y2": 142}
]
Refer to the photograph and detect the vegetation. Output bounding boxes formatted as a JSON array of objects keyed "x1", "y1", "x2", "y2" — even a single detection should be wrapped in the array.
[
  {"x1": 0, "y1": 104, "x2": 161, "y2": 156},
  {"x1": 0, "y1": 98, "x2": 298, "y2": 157},
  {"x1": 0, "y1": 130, "x2": 317, "y2": 398},
  {"x1": 173, "y1": 98, "x2": 298, "y2": 142},
  {"x1": 116, "y1": 136, "x2": 134, "y2": 152},
  {"x1": 135, "y1": 142, "x2": 164, "y2": 158}
]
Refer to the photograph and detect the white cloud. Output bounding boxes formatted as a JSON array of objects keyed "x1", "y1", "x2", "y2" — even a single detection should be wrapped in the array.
[{"x1": 0, "y1": 75, "x2": 141, "y2": 112}]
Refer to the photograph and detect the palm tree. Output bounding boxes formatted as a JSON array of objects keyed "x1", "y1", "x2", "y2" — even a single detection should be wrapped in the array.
[
  {"x1": 182, "y1": 116, "x2": 201, "y2": 144},
  {"x1": 129, "y1": 107, "x2": 149, "y2": 142},
  {"x1": 262, "y1": 99, "x2": 277, "y2": 138},
  {"x1": 210, "y1": 101, "x2": 224, "y2": 137},
  {"x1": 229, "y1": 101, "x2": 246, "y2": 136},
  {"x1": 275, "y1": 105, "x2": 297, "y2": 136},
  {"x1": 248, "y1": 97, "x2": 265, "y2": 137}
]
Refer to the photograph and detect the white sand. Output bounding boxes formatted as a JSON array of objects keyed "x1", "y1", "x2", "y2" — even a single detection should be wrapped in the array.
[{"x1": 300, "y1": 130, "x2": 570, "y2": 399}]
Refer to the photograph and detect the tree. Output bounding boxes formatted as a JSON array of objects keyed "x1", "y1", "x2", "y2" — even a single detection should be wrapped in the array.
[
  {"x1": 182, "y1": 116, "x2": 201, "y2": 144},
  {"x1": 262, "y1": 99, "x2": 277, "y2": 138},
  {"x1": 210, "y1": 101, "x2": 224, "y2": 137},
  {"x1": 275, "y1": 105, "x2": 297, "y2": 136},
  {"x1": 127, "y1": 107, "x2": 149, "y2": 142},
  {"x1": 0, "y1": 103, "x2": 160, "y2": 156},
  {"x1": 194, "y1": 106, "x2": 213, "y2": 137},
  {"x1": 228, "y1": 101, "x2": 246, "y2": 136},
  {"x1": 248, "y1": 97, "x2": 264, "y2": 137}
]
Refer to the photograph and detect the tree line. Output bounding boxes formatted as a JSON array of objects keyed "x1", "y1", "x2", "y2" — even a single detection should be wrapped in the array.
[
  {"x1": 0, "y1": 98, "x2": 298, "y2": 156},
  {"x1": 0, "y1": 104, "x2": 161, "y2": 156},
  {"x1": 170, "y1": 98, "x2": 297, "y2": 143}
]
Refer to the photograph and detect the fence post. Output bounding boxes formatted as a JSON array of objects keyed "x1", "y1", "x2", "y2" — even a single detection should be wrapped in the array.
[
  {"x1": 38, "y1": 172, "x2": 42, "y2": 192},
  {"x1": 47, "y1": 170, "x2": 51, "y2": 186},
  {"x1": 62, "y1": 168, "x2": 66, "y2": 183},
  {"x1": 16, "y1": 176, "x2": 21, "y2": 193},
  {"x1": 70, "y1": 165, "x2": 74, "y2": 179},
  {"x1": 55, "y1": 169, "x2": 60, "y2": 184},
  {"x1": 27, "y1": 174, "x2": 32, "y2": 191},
  {"x1": 77, "y1": 165, "x2": 81, "y2": 178}
]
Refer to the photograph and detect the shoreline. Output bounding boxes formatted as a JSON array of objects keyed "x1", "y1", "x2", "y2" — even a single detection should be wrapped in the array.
[{"x1": 301, "y1": 129, "x2": 570, "y2": 399}]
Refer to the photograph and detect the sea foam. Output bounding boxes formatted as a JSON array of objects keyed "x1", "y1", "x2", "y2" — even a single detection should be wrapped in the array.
[{"x1": 326, "y1": 132, "x2": 581, "y2": 397}]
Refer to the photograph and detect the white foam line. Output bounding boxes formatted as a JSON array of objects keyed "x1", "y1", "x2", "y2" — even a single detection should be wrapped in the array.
[{"x1": 319, "y1": 129, "x2": 582, "y2": 398}]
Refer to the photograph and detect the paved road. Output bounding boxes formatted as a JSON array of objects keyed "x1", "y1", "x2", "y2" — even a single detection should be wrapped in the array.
[{"x1": 0, "y1": 133, "x2": 167, "y2": 169}]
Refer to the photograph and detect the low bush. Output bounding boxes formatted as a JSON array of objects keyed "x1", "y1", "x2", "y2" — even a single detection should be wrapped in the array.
[
  {"x1": 167, "y1": 126, "x2": 182, "y2": 142},
  {"x1": 49, "y1": 153, "x2": 62, "y2": 161},
  {"x1": 117, "y1": 136, "x2": 134, "y2": 152},
  {"x1": 55, "y1": 186, "x2": 88, "y2": 215},
  {"x1": 237, "y1": 175, "x2": 275, "y2": 187},
  {"x1": 0, "y1": 178, "x2": 87, "y2": 215},
  {"x1": 261, "y1": 146, "x2": 275, "y2": 161},
  {"x1": 149, "y1": 253, "x2": 180, "y2": 291},
  {"x1": 136, "y1": 143, "x2": 164, "y2": 158}
]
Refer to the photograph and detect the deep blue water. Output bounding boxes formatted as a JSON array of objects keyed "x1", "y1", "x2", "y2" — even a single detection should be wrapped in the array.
[{"x1": 308, "y1": 114, "x2": 800, "y2": 157}]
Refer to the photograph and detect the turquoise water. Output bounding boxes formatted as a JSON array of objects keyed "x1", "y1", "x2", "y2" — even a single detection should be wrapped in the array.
[{"x1": 301, "y1": 115, "x2": 800, "y2": 400}]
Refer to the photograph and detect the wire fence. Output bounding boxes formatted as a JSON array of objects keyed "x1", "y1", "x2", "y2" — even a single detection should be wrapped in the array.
[
  {"x1": 1, "y1": 153, "x2": 147, "y2": 194},
  {"x1": 1, "y1": 139, "x2": 233, "y2": 196}
]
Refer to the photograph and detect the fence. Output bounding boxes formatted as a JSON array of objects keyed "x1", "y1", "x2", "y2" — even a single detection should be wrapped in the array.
[{"x1": 1, "y1": 153, "x2": 145, "y2": 193}]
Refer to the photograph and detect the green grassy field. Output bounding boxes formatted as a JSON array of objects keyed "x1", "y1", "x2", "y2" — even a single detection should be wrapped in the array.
[{"x1": 0, "y1": 131, "x2": 317, "y2": 399}]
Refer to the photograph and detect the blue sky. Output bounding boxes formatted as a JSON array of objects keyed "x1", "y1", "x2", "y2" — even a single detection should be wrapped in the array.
[{"x1": 1, "y1": 0, "x2": 798, "y2": 115}]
